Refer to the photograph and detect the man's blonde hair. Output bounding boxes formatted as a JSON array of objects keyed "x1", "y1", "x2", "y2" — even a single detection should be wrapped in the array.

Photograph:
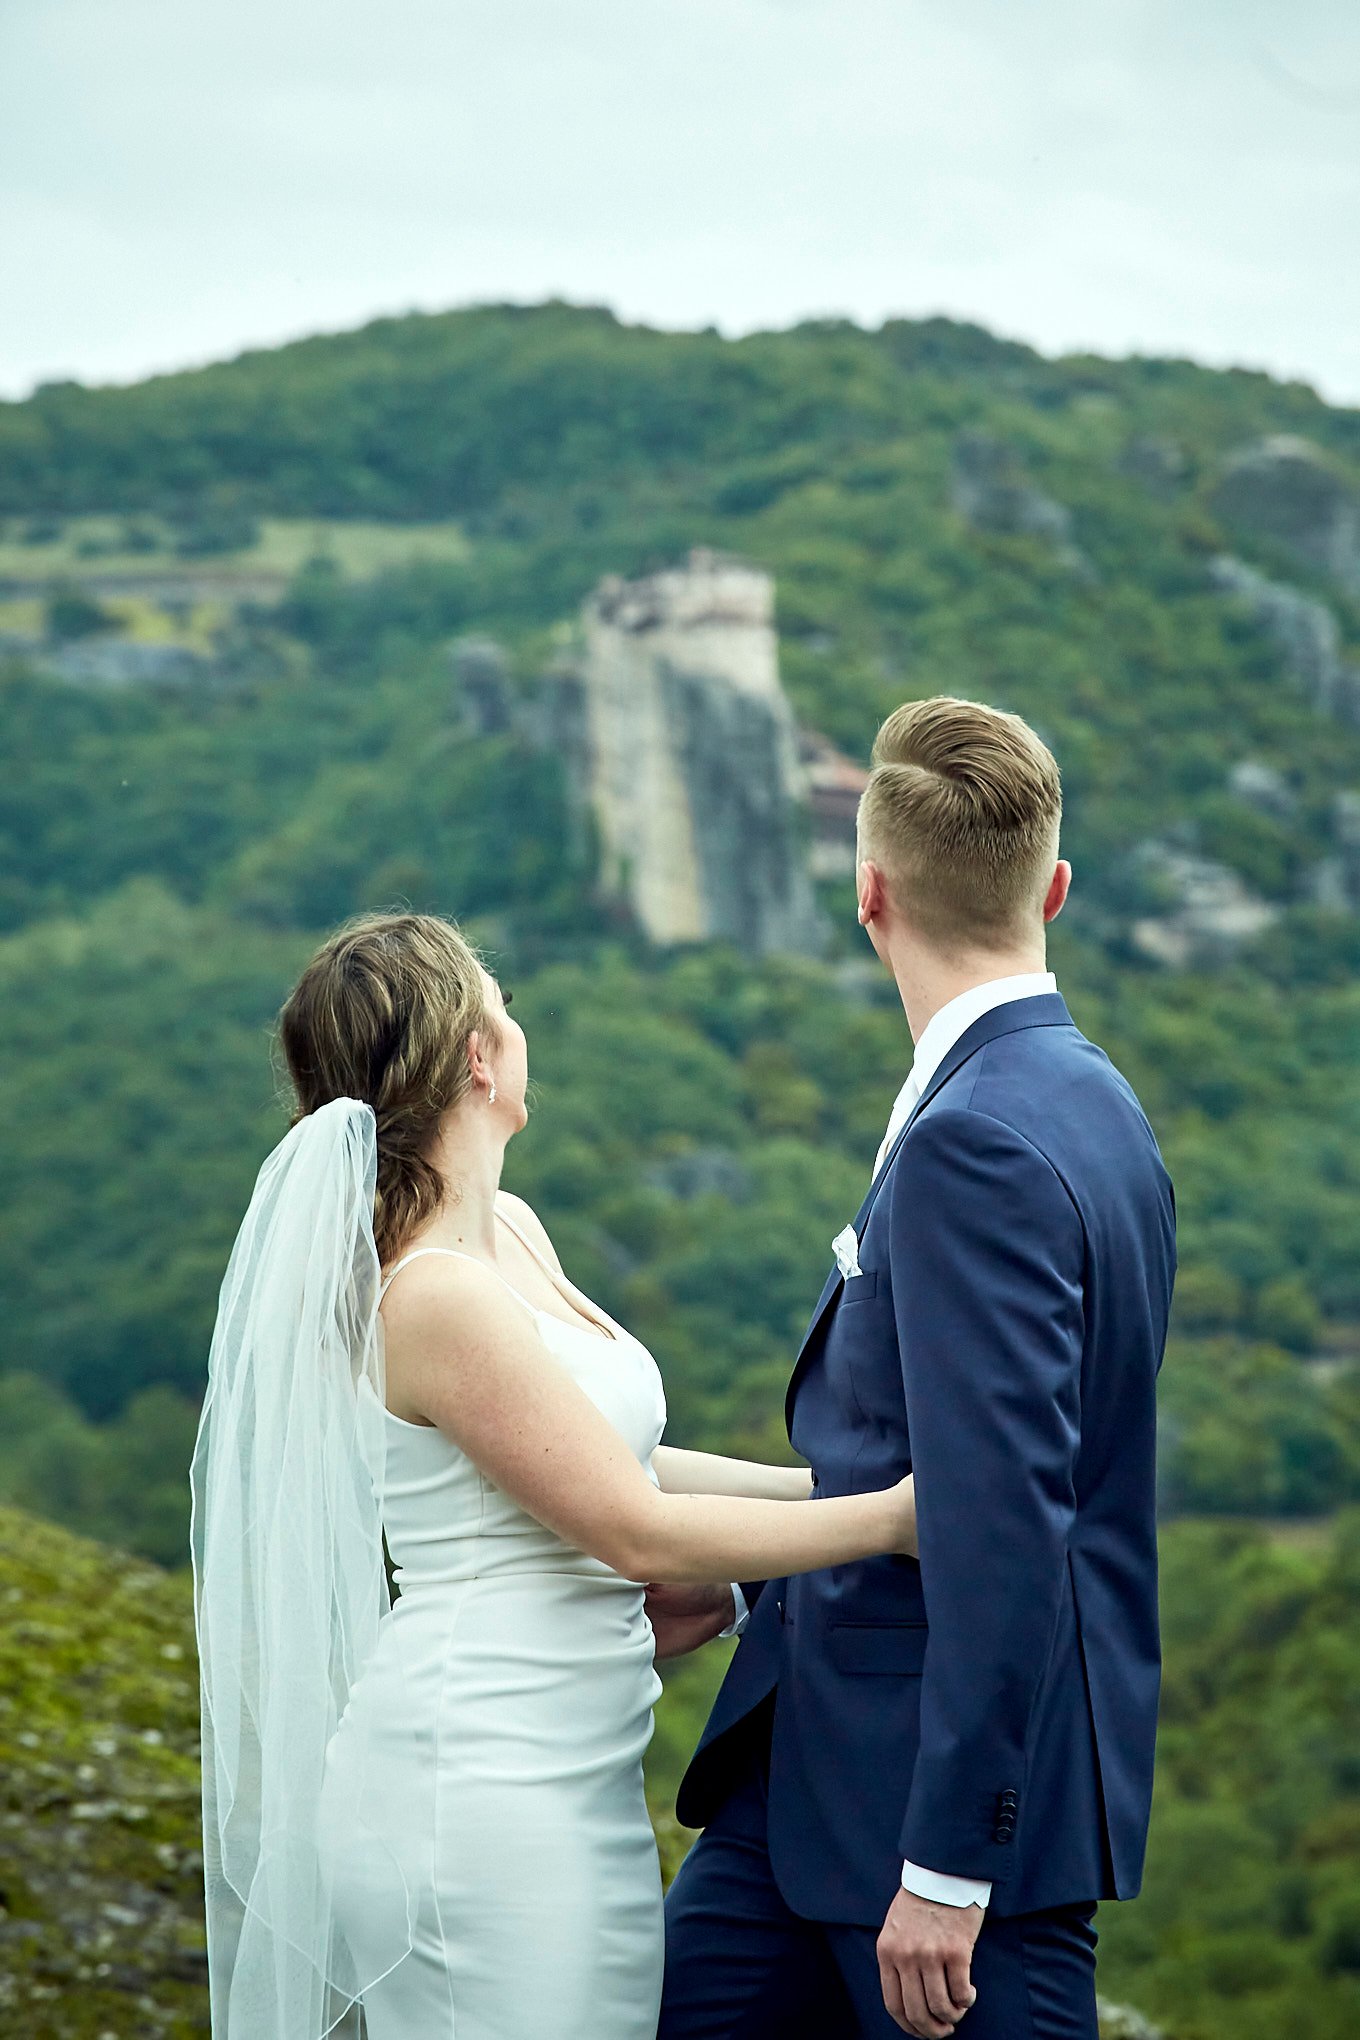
[{"x1": 857, "y1": 696, "x2": 1062, "y2": 949}]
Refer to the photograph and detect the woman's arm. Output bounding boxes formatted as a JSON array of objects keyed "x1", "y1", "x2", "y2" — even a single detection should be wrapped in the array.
[
  {"x1": 651, "y1": 1445, "x2": 812, "y2": 1502},
  {"x1": 382, "y1": 1258, "x2": 917, "y2": 1583}
]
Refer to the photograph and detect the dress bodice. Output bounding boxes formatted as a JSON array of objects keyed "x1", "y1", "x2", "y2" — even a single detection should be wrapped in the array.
[
  {"x1": 366, "y1": 1217, "x2": 667, "y2": 1593},
  {"x1": 323, "y1": 1214, "x2": 669, "y2": 2039}
]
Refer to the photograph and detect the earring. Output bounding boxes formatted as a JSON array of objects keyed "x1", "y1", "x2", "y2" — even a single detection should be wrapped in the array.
[{"x1": 488, "y1": 1081, "x2": 497, "y2": 1105}]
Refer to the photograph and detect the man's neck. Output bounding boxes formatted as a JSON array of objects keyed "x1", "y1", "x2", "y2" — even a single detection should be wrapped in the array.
[{"x1": 893, "y1": 946, "x2": 1049, "y2": 1046}]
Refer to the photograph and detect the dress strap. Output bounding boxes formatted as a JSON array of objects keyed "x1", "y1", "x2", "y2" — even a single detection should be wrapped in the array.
[
  {"x1": 493, "y1": 1200, "x2": 551, "y2": 1267},
  {"x1": 495, "y1": 1201, "x2": 618, "y2": 1341},
  {"x1": 378, "y1": 1246, "x2": 539, "y2": 1319}
]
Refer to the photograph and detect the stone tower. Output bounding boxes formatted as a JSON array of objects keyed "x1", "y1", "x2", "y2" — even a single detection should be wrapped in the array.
[{"x1": 543, "y1": 550, "x2": 825, "y2": 954}]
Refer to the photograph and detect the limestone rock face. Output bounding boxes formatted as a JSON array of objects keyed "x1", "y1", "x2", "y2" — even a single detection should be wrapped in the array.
[
  {"x1": 951, "y1": 432, "x2": 1091, "y2": 576},
  {"x1": 449, "y1": 635, "x2": 515, "y2": 735},
  {"x1": 545, "y1": 551, "x2": 825, "y2": 955},
  {"x1": 1118, "y1": 435, "x2": 1189, "y2": 498},
  {"x1": 1128, "y1": 842, "x2": 1278, "y2": 968},
  {"x1": 1211, "y1": 435, "x2": 1360, "y2": 598},
  {"x1": 1209, "y1": 555, "x2": 1360, "y2": 728},
  {"x1": 1307, "y1": 789, "x2": 1360, "y2": 913},
  {"x1": 1227, "y1": 759, "x2": 1297, "y2": 821}
]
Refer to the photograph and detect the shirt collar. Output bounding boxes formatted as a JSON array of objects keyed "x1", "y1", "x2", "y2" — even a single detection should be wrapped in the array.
[{"x1": 908, "y1": 971, "x2": 1058, "y2": 1102}]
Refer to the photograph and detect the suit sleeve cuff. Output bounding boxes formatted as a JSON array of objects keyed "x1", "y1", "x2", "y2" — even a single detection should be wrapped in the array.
[
  {"x1": 900, "y1": 1860, "x2": 991, "y2": 1909},
  {"x1": 718, "y1": 1583, "x2": 750, "y2": 1638}
]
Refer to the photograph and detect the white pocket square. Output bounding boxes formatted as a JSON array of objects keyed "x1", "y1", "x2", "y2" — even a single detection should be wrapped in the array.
[{"x1": 831, "y1": 1223, "x2": 863, "y2": 1279}]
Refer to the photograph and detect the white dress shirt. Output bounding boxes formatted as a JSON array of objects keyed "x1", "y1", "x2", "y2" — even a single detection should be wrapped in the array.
[{"x1": 724, "y1": 971, "x2": 1057, "y2": 1910}]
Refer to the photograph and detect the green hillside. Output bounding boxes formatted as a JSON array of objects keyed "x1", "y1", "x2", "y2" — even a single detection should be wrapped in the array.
[
  {"x1": 3, "y1": 303, "x2": 1358, "y2": 1554},
  {"x1": 2, "y1": 302, "x2": 1359, "y2": 2036}
]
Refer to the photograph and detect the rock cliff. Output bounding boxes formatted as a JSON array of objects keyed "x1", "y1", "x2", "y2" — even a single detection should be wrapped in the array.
[
  {"x1": 1211, "y1": 435, "x2": 1360, "y2": 599},
  {"x1": 1209, "y1": 554, "x2": 1360, "y2": 728},
  {"x1": 541, "y1": 550, "x2": 827, "y2": 955}
]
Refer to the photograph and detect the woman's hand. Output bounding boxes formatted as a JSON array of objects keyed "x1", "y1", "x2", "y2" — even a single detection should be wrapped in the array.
[{"x1": 893, "y1": 1474, "x2": 919, "y2": 1558}]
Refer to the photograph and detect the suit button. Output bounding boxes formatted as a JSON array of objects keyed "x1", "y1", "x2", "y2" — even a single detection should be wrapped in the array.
[{"x1": 776, "y1": 1597, "x2": 786, "y2": 1623}]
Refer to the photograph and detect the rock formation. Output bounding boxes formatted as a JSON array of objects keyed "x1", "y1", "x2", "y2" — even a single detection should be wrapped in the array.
[
  {"x1": 449, "y1": 635, "x2": 516, "y2": 736},
  {"x1": 1211, "y1": 435, "x2": 1360, "y2": 598},
  {"x1": 540, "y1": 550, "x2": 826, "y2": 955},
  {"x1": 1210, "y1": 555, "x2": 1360, "y2": 727},
  {"x1": 1307, "y1": 789, "x2": 1360, "y2": 914},
  {"x1": 1118, "y1": 435, "x2": 1189, "y2": 499},
  {"x1": 1227, "y1": 759, "x2": 1297, "y2": 822},
  {"x1": 1128, "y1": 841, "x2": 1278, "y2": 969},
  {"x1": 951, "y1": 432, "x2": 1092, "y2": 576}
]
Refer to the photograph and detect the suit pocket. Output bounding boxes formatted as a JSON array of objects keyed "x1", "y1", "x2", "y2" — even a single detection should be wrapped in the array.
[
  {"x1": 840, "y1": 1269, "x2": 879, "y2": 1303},
  {"x1": 827, "y1": 1620, "x2": 928, "y2": 1675}
]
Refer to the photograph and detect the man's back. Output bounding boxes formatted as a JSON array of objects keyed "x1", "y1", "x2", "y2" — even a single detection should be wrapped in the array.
[
  {"x1": 952, "y1": 1016, "x2": 1175, "y2": 1902},
  {"x1": 681, "y1": 997, "x2": 1176, "y2": 1922}
]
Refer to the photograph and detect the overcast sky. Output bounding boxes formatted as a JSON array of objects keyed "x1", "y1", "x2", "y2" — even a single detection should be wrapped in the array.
[{"x1": 3, "y1": 0, "x2": 1358, "y2": 404}]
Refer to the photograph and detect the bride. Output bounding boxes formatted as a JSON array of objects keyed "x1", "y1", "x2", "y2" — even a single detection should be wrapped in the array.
[{"x1": 190, "y1": 910, "x2": 917, "y2": 2040}]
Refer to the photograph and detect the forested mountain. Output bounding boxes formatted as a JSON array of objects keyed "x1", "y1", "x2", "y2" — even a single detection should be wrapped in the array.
[{"x1": 2, "y1": 303, "x2": 1359, "y2": 2036}]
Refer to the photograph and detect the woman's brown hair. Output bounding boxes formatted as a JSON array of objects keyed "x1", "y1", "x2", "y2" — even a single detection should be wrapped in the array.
[{"x1": 278, "y1": 911, "x2": 502, "y2": 1265}]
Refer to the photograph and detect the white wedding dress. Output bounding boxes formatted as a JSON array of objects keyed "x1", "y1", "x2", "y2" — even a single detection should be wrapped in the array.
[{"x1": 316, "y1": 1208, "x2": 668, "y2": 2039}]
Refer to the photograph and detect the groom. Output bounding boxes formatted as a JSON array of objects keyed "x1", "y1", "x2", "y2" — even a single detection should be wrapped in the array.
[{"x1": 648, "y1": 696, "x2": 1176, "y2": 2038}]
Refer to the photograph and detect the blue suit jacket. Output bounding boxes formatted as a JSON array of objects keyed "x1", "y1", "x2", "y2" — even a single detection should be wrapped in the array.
[{"x1": 675, "y1": 994, "x2": 1176, "y2": 1923}]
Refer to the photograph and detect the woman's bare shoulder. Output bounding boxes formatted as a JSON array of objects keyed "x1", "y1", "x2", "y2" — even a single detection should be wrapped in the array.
[{"x1": 379, "y1": 1248, "x2": 514, "y2": 1332}]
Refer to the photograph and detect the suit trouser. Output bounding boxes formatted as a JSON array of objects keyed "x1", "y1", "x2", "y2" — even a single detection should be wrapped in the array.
[{"x1": 660, "y1": 1722, "x2": 1099, "y2": 2040}]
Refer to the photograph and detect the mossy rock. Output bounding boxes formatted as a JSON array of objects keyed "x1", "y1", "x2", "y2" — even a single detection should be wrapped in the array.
[{"x1": 0, "y1": 1504, "x2": 206, "y2": 2037}]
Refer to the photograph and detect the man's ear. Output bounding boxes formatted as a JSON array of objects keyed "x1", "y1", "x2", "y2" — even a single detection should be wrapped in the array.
[
  {"x1": 1042, "y1": 861, "x2": 1072, "y2": 924},
  {"x1": 857, "y1": 858, "x2": 887, "y2": 927}
]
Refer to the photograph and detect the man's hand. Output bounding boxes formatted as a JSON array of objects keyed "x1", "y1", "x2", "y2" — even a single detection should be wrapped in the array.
[
  {"x1": 877, "y1": 1887, "x2": 982, "y2": 2037},
  {"x1": 643, "y1": 1581, "x2": 735, "y2": 1659}
]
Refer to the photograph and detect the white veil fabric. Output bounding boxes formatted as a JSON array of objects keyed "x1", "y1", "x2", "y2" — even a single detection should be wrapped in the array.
[{"x1": 189, "y1": 1097, "x2": 417, "y2": 2038}]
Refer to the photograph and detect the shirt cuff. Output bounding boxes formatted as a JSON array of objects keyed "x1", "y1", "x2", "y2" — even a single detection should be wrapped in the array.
[
  {"x1": 718, "y1": 1583, "x2": 750, "y2": 1638},
  {"x1": 900, "y1": 1860, "x2": 991, "y2": 1909}
]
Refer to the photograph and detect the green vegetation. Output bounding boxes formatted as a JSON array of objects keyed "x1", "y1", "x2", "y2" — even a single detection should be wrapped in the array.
[
  {"x1": 2, "y1": 302, "x2": 1359, "y2": 2033},
  {"x1": 1096, "y1": 1515, "x2": 1360, "y2": 2039},
  {"x1": 0, "y1": 1505, "x2": 204, "y2": 2037}
]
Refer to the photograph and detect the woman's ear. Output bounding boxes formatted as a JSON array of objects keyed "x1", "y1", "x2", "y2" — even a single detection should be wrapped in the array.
[{"x1": 466, "y1": 1027, "x2": 490, "y2": 1090}]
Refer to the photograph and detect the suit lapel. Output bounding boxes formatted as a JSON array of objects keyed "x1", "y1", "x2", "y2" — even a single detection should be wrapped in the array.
[{"x1": 783, "y1": 992, "x2": 1074, "y2": 1434}]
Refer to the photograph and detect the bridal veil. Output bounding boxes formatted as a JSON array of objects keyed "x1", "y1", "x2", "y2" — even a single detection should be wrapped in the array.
[{"x1": 189, "y1": 1098, "x2": 420, "y2": 2037}]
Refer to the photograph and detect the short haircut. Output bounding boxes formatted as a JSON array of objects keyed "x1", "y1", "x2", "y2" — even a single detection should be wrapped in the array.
[{"x1": 857, "y1": 696, "x2": 1062, "y2": 949}]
